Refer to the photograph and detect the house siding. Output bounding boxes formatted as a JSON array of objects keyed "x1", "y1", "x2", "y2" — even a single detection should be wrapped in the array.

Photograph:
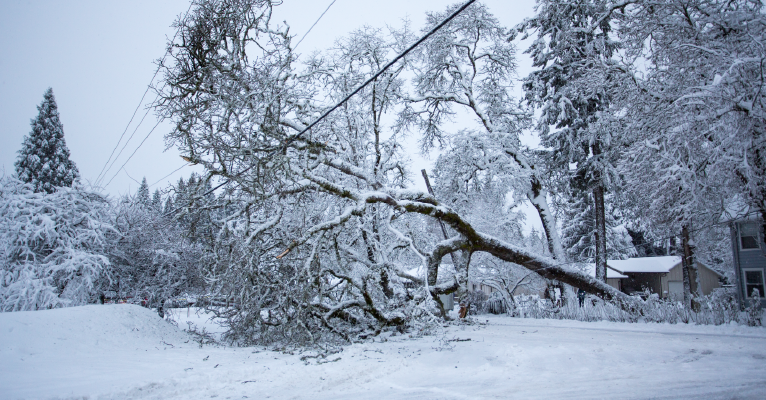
[
  {"x1": 660, "y1": 263, "x2": 721, "y2": 298},
  {"x1": 737, "y1": 246, "x2": 766, "y2": 307},
  {"x1": 697, "y1": 264, "x2": 723, "y2": 295},
  {"x1": 606, "y1": 278, "x2": 621, "y2": 291},
  {"x1": 732, "y1": 220, "x2": 766, "y2": 309}
]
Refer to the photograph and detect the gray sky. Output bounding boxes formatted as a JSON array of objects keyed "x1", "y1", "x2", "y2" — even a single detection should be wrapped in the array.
[{"x1": 0, "y1": 0, "x2": 538, "y2": 206}]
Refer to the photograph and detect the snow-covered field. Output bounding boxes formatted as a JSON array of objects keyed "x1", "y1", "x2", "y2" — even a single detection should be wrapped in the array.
[{"x1": 2, "y1": 305, "x2": 765, "y2": 399}]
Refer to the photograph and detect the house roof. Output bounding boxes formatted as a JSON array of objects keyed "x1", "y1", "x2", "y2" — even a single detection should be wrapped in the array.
[
  {"x1": 608, "y1": 256, "x2": 725, "y2": 278},
  {"x1": 583, "y1": 263, "x2": 628, "y2": 279},
  {"x1": 607, "y1": 256, "x2": 681, "y2": 274}
]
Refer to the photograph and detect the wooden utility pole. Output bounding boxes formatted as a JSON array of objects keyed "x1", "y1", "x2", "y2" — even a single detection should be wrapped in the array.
[
  {"x1": 422, "y1": 169, "x2": 462, "y2": 315},
  {"x1": 421, "y1": 170, "x2": 452, "y2": 243}
]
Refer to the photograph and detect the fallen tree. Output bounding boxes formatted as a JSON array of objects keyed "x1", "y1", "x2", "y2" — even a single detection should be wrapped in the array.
[{"x1": 154, "y1": 0, "x2": 636, "y2": 345}]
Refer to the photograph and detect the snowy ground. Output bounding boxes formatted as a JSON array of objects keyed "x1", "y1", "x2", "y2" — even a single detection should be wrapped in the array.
[{"x1": 1, "y1": 305, "x2": 766, "y2": 399}]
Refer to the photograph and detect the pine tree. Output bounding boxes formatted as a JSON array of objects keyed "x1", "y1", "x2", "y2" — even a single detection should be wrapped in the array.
[
  {"x1": 517, "y1": 0, "x2": 621, "y2": 281},
  {"x1": 561, "y1": 183, "x2": 635, "y2": 262},
  {"x1": 136, "y1": 177, "x2": 150, "y2": 206},
  {"x1": 163, "y1": 197, "x2": 174, "y2": 215},
  {"x1": 14, "y1": 88, "x2": 79, "y2": 194},
  {"x1": 151, "y1": 189, "x2": 162, "y2": 211}
]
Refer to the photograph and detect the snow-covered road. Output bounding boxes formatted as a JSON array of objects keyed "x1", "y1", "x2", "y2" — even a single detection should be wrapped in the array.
[{"x1": 1, "y1": 305, "x2": 765, "y2": 399}]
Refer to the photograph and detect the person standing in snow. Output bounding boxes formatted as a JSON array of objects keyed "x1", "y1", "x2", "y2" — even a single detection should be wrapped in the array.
[{"x1": 577, "y1": 288, "x2": 586, "y2": 307}]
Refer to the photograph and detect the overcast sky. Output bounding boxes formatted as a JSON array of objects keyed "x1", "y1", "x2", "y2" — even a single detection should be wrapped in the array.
[{"x1": 0, "y1": 0, "x2": 538, "y2": 219}]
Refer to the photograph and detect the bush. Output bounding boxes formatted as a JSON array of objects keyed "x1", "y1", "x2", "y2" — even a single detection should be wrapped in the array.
[
  {"x1": 0, "y1": 177, "x2": 111, "y2": 311},
  {"x1": 467, "y1": 285, "x2": 760, "y2": 327}
]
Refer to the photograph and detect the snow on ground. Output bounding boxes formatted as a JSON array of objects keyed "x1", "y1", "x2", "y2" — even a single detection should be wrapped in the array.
[{"x1": 2, "y1": 305, "x2": 766, "y2": 399}]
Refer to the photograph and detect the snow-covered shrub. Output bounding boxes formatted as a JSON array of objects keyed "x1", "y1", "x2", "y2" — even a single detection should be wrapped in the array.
[
  {"x1": 691, "y1": 288, "x2": 741, "y2": 326},
  {"x1": 0, "y1": 176, "x2": 111, "y2": 311},
  {"x1": 465, "y1": 291, "x2": 508, "y2": 315},
  {"x1": 106, "y1": 195, "x2": 207, "y2": 311},
  {"x1": 745, "y1": 289, "x2": 763, "y2": 327},
  {"x1": 507, "y1": 294, "x2": 556, "y2": 319},
  {"x1": 483, "y1": 291, "x2": 507, "y2": 314},
  {"x1": 464, "y1": 291, "x2": 489, "y2": 315},
  {"x1": 500, "y1": 286, "x2": 749, "y2": 326}
]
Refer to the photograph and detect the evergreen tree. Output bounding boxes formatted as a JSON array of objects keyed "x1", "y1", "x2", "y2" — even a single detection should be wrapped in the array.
[
  {"x1": 14, "y1": 88, "x2": 79, "y2": 194},
  {"x1": 151, "y1": 189, "x2": 162, "y2": 211},
  {"x1": 517, "y1": 0, "x2": 622, "y2": 281},
  {"x1": 136, "y1": 177, "x2": 150, "y2": 207},
  {"x1": 561, "y1": 183, "x2": 635, "y2": 262}
]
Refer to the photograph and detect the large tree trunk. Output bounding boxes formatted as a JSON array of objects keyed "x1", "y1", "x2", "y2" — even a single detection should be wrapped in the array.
[
  {"x1": 681, "y1": 225, "x2": 693, "y2": 308},
  {"x1": 681, "y1": 225, "x2": 701, "y2": 309},
  {"x1": 591, "y1": 142, "x2": 607, "y2": 283},
  {"x1": 528, "y1": 177, "x2": 567, "y2": 261},
  {"x1": 593, "y1": 184, "x2": 608, "y2": 283}
]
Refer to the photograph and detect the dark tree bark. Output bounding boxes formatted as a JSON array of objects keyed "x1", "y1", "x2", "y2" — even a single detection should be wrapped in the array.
[
  {"x1": 681, "y1": 225, "x2": 701, "y2": 309},
  {"x1": 681, "y1": 225, "x2": 692, "y2": 307},
  {"x1": 592, "y1": 142, "x2": 608, "y2": 284},
  {"x1": 593, "y1": 184, "x2": 607, "y2": 283}
]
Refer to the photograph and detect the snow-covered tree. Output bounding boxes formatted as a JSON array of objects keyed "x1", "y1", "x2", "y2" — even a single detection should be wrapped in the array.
[
  {"x1": 151, "y1": 189, "x2": 162, "y2": 211},
  {"x1": 136, "y1": 177, "x2": 150, "y2": 206},
  {"x1": 14, "y1": 88, "x2": 80, "y2": 194},
  {"x1": 166, "y1": 173, "x2": 217, "y2": 248},
  {"x1": 106, "y1": 192, "x2": 206, "y2": 313},
  {"x1": 560, "y1": 177, "x2": 635, "y2": 262},
  {"x1": 516, "y1": 0, "x2": 628, "y2": 282},
  {"x1": 0, "y1": 176, "x2": 111, "y2": 311},
  {"x1": 609, "y1": 0, "x2": 766, "y2": 304},
  {"x1": 154, "y1": 0, "x2": 634, "y2": 345},
  {"x1": 402, "y1": 3, "x2": 570, "y2": 261}
]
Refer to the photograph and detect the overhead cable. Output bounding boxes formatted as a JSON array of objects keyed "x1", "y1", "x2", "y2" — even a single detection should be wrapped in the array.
[
  {"x1": 150, "y1": 163, "x2": 191, "y2": 188},
  {"x1": 103, "y1": 117, "x2": 165, "y2": 189},
  {"x1": 284, "y1": 0, "x2": 477, "y2": 148},
  {"x1": 164, "y1": 0, "x2": 478, "y2": 218},
  {"x1": 96, "y1": 0, "x2": 195, "y2": 186},
  {"x1": 294, "y1": 0, "x2": 337, "y2": 50},
  {"x1": 97, "y1": 107, "x2": 153, "y2": 186}
]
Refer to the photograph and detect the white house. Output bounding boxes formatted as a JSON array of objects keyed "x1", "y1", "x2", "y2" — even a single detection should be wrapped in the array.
[{"x1": 606, "y1": 256, "x2": 722, "y2": 299}]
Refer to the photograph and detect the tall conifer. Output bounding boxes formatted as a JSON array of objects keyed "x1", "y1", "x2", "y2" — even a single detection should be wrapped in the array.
[
  {"x1": 15, "y1": 88, "x2": 79, "y2": 193},
  {"x1": 137, "y1": 177, "x2": 150, "y2": 206}
]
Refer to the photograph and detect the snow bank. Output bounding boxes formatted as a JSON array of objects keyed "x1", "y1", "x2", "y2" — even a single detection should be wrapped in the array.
[
  {"x1": 0, "y1": 304, "x2": 197, "y2": 399},
  {"x1": 1, "y1": 304, "x2": 190, "y2": 352},
  {"x1": 2, "y1": 305, "x2": 766, "y2": 399}
]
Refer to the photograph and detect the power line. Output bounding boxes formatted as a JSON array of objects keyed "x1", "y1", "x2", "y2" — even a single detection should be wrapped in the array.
[
  {"x1": 293, "y1": 0, "x2": 337, "y2": 50},
  {"x1": 96, "y1": 0, "x2": 195, "y2": 186},
  {"x1": 96, "y1": 107, "x2": 153, "y2": 186},
  {"x1": 103, "y1": 117, "x2": 165, "y2": 189},
  {"x1": 284, "y1": 0, "x2": 477, "y2": 149},
  {"x1": 95, "y1": 89, "x2": 154, "y2": 185},
  {"x1": 164, "y1": 0, "x2": 478, "y2": 219},
  {"x1": 150, "y1": 163, "x2": 190, "y2": 188},
  {"x1": 122, "y1": 168, "x2": 142, "y2": 186}
]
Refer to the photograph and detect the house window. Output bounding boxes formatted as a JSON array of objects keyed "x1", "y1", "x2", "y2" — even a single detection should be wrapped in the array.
[
  {"x1": 743, "y1": 269, "x2": 765, "y2": 299},
  {"x1": 740, "y1": 222, "x2": 760, "y2": 250}
]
